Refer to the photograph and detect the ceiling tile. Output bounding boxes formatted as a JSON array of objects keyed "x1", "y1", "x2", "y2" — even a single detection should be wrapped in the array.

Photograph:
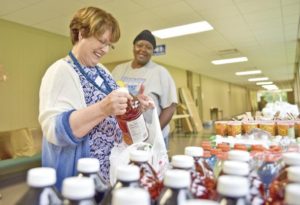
[
  {"x1": 235, "y1": 0, "x2": 280, "y2": 14},
  {"x1": 0, "y1": 0, "x2": 37, "y2": 16},
  {"x1": 185, "y1": 0, "x2": 234, "y2": 11},
  {"x1": 132, "y1": 0, "x2": 182, "y2": 8},
  {"x1": 149, "y1": 1, "x2": 202, "y2": 26},
  {"x1": 280, "y1": 0, "x2": 300, "y2": 6}
]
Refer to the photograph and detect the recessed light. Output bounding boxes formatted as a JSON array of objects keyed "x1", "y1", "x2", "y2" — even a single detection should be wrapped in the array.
[
  {"x1": 235, "y1": 70, "x2": 261, "y2": 76},
  {"x1": 212, "y1": 57, "x2": 248, "y2": 65},
  {"x1": 262, "y1": 84, "x2": 278, "y2": 90},
  {"x1": 248, "y1": 77, "x2": 269, "y2": 82},
  {"x1": 152, "y1": 21, "x2": 213, "y2": 39}
]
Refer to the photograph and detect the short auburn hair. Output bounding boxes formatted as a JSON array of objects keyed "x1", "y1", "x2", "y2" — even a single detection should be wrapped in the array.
[{"x1": 69, "y1": 7, "x2": 120, "y2": 45}]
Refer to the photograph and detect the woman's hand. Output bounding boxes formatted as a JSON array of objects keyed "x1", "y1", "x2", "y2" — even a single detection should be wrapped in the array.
[
  {"x1": 101, "y1": 88, "x2": 132, "y2": 116},
  {"x1": 137, "y1": 84, "x2": 155, "y2": 112}
]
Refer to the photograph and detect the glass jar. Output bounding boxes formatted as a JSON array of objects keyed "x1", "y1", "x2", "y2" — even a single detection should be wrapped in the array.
[
  {"x1": 277, "y1": 121, "x2": 295, "y2": 137},
  {"x1": 227, "y1": 121, "x2": 242, "y2": 137},
  {"x1": 242, "y1": 121, "x2": 258, "y2": 134},
  {"x1": 259, "y1": 121, "x2": 276, "y2": 136},
  {"x1": 214, "y1": 121, "x2": 228, "y2": 136}
]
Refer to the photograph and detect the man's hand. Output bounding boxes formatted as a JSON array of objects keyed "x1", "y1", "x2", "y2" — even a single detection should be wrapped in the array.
[{"x1": 137, "y1": 84, "x2": 155, "y2": 112}]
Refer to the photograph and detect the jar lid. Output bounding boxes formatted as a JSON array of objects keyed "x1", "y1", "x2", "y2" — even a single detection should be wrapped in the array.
[
  {"x1": 222, "y1": 161, "x2": 249, "y2": 176},
  {"x1": 287, "y1": 166, "x2": 300, "y2": 183},
  {"x1": 129, "y1": 150, "x2": 149, "y2": 162},
  {"x1": 215, "y1": 121, "x2": 227, "y2": 124},
  {"x1": 228, "y1": 150, "x2": 250, "y2": 162},
  {"x1": 117, "y1": 165, "x2": 140, "y2": 181},
  {"x1": 282, "y1": 152, "x2": 300, "y2": 166},
  {"x1": 259, "y1": 121, "x2": 275, "y2": 125},
  {"x1": 77, "y1": 158, "x2": 99, "y2": 173},
  {"x1": 112, "y1": 187, "x2": 150, "y2": 205},
  {"x1": 184, "y1": 146, "x2": 203, "y2": 157},
  {"x1": 217, "y1": 175, "x2": 249, "y2": 197},
  {"x1": 277, "y1": 121, "x2": 294, "y2": 125},
  {"x1": 242, "y1": 121, "x2": 258, "y2": 125},
  {"x1": 171, "y1": 155, "x2": 194, "y2": 169},
  {"x1": 163, "y1": 170, "x2": 190, "y2": 188},
  {"x1": 27, "y1": 167, "x2": 56, "y2": 187},
  {"x1": 228, "y1": 121, "x2": 242, "y2": 125},
  {"x1": 285, "y1": 184, "x2": 300, "y2": 204},
  {"x1": 62, "y1": 177, "x2": 95, "y2": 200}
]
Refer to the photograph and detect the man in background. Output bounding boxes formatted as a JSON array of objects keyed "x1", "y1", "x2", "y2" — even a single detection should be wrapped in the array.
[
  {"x1": 258, "y1": 96, "x2": 267, "y2": 111},
  {"x1": 112, "y1": 30, "x2": 177, "y2": 148}
]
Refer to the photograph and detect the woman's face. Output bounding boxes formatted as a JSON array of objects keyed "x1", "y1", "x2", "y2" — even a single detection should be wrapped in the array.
[
  {"x1": 133, "y1": 40, "x2": 153, "y2": 67},
  {"x1": 76, "y1": 30, "x2": 113, "y2": 67}
]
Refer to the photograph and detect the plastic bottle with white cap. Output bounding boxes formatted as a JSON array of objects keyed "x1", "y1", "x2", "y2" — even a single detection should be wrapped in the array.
[
  {"x1": 184, "y1": 146, "x2": 214, "y2": 179},
  {"x1": 171, "y1": 154, "x2": 214, "y2": 200},
  {"x1": 129, "y1": 149, "x2": 163, "y2": 202},
  {"x1": 185, "y1": 146, "x2": 212, "y2": 174},
  {"x1": 221, "y1": 161, "x2": 250, "y2": 177},
  {"x1": 112, "y1": 187, "x2": 150, "y2": 205},
  {"x1": 62, "y1": 177, "x2": 96, "y2": 205},
  {"x1": 217, "y1": 175, "x2": 249, "y2": 205},
  {"x1": 220, "y1": 161, "x2": 263, "y2": 204},
  {"x1": 269, "y1": 166, "x2": 300, "y2": 204},
  {"x1": 157, "y1": 169, "x2": 193, "y2": 205},
  {"x1": 171, "y1": 155, "x2": 194, "y2": 171},
  {"x1": 227, "y1": 150, "x2": 251, "y2": 163},
  {"x1": 277, "y1": 152, "x2": 300, "y2": 181},
  {"x1": 285, "y1": 184, "x2": 300, "y2": 205},
  {"x1": 77, "y1": 158, "x2": 109, "y2": 203},
  {"x1": 100, "y1": 165, "x2": 140, "y2": 205},
  {"x1": 115, "y1": 81, "x2": 149, "y2": 145},
  {"x1": 184, "y1": 146, "x2": 217, "y2": 200},
  {"x1": 16, "y1": 167, "x2": 62, "y2": 205}
]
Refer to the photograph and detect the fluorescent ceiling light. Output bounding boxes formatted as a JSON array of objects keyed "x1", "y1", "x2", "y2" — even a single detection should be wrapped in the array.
[
  {"x1": 262, "y1": 84, "x2": 278, "y2": 90},
  {"x1": 256, "y1": 81, "x2": 273, "y2": 85},
  {"x1": 235, "y1": 70, "x2": 261, "y2": 76},
  {"x1": 152, "y1": 21, "x2": 213, "y2": 39},
  {"x1": 248, "y1": 77, "x2": 269, "y2": 82},
  {"x1": 281, "y1": 88, "x2": 293, "y2": 92},
  {"x1": 212, "y1": 57, "x2": 248, "y2": 65}
]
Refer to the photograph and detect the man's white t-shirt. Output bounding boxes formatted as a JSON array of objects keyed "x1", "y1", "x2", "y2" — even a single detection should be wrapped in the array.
[{"x1": 112, "y1": 60, "x2": 177, "y2": 138}]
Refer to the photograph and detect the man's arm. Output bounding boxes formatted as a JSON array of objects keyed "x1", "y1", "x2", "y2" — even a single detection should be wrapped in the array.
[{"x1": 159, "y1": 103, "x2": 177, "y2": 129}]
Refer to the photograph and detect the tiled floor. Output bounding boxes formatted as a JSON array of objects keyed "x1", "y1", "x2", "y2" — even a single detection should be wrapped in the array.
[
  {"x1": 0, "y1": 128, "x2": 214, "y2": 205},
  {"x1": 168, "y1": 133, "x2": 209, "y2": 156},
  {"x1": 0, "y1": 181, "x2": 27, "y2": 205}
]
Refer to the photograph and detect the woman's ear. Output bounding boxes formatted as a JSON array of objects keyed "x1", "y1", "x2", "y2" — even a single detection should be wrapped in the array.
[{"x1": 78, "y1": 31, "x2": 83, "y2": 41}]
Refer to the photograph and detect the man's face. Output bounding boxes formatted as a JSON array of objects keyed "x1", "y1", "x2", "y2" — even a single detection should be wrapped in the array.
[{"x1": 133, "y1": 40, "x2": 154, "y2": 67}]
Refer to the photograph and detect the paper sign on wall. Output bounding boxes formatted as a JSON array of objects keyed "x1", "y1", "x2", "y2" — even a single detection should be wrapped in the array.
[{"x1": 153, "y1": 44, "x2": 166, "y2": 56}]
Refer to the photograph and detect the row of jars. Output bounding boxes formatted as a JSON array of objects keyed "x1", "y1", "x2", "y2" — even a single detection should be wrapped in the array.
[{"x1": 214, "y1": 120, "x2": 300, "y2": 137}]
